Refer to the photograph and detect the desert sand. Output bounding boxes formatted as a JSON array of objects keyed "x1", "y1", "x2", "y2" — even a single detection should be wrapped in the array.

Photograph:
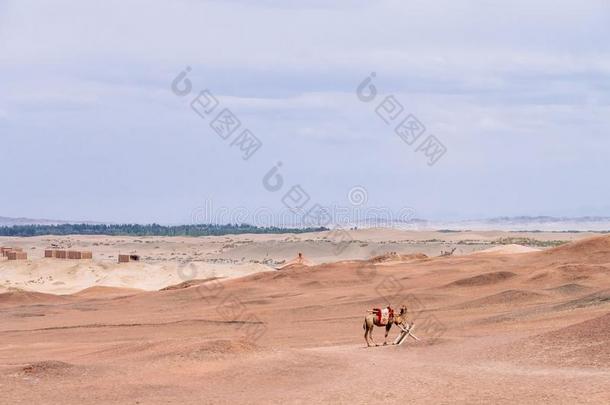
[
  {"x1": 0, "y1": 230, "x2": 609, "y2": 404},
  {"x1": 0, "y1": 229, "x2": 590, "y2": 294}
]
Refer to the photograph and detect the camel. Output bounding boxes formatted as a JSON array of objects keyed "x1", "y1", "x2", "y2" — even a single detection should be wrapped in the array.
[{"x1": 363, "y1": 305, "x2": 408, "y2": 347}]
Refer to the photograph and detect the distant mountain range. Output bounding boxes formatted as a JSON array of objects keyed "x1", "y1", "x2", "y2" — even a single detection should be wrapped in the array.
[
  {"x1": 342, "y1": 216, "x2": 610, "y2": 232},
  {"x1": 483, "y1": 216, "x2": 610, "y2": 224},
  {"x1": 404, "y1": 216, "x2": 610, "y2": 232}
]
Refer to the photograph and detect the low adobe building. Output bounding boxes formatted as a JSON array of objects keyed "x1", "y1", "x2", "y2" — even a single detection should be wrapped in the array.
[
  {"x1": 68, "y1": 250, "x2": 93, "y2": 259},
  {"x1": 45, "y1": 249, "x2": 92, "y2": 259},
  {"x1": 118, "y1": 254, "x2": 140, "y2": 263},
  {"x1": 1, "y1": 247, "x2": 23, "y2": 257},
  {"x1": 7, "y1": 251, "x2": 27, "y2": 260}
]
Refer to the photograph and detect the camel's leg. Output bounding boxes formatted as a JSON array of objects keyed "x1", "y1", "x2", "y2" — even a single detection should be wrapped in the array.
[
  {"x1": 364, "y1": 325, "x2": 371, "y2": 347},
  {"x1": 369, "y1": 327, "x2": 378, "y2": 346},
  {"x1": 384, "y1": 324, "x2": 391, "y2": 345}
]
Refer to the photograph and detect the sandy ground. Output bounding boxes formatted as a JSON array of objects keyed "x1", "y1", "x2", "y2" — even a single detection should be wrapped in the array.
[
  {"x1": 0, "y1": 229, "x2": 592, "y2": 294},
  {"x1": 0, "y1": 230, "x2": 609, "y2": 404}
]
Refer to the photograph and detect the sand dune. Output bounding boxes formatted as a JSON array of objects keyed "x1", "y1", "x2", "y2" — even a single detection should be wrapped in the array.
[
  {"x1": 0, "y1": 289, "x2": 71, "y2": 308},
  {"x1": 528, "y1": 263, "x2": 610, "y2": 285},
  {"x1": 72, "y1": 286, "x2": 144, "y2": 299},
  {"x1": 1, "y1": 232, "x2": 610, "y2": 404},
  {"x1": 447, "y1": 271, "x2": 517, "y2": 287},
  {"x1": 539, "y1": 234, "x2": 610, "y2": 264},
  {"x1": 450, "y1": 289, "x2": 546, "y2": 309},
  {"x1": 471, "y1": 244, "x2": 541, "y2": 254},
  {"x1": 500, "y1": 312, "x2": 610, "y2": 368},
  {"x1": 370, "y1": 252, "x2": 429, "y2": 263},
  {"x1": 159, "y1": 277, "x2": 223, "y2": 291},
  {"x1": 545, "y1": 283, "x2": 591, "y2": 295},
  {"x1": 0, "y1": 258, "x2": 272, "y2": 294},
  {"x1": 553, "y1": 289, "x2": 610, "y2": 311}
]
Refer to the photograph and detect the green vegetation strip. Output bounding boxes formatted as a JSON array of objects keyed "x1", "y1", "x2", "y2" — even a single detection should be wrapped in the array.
[
  {"x1": 0, "y1": 223, "x2": 328, "y2": 237},
  {"x1": 491, "y1": 237, "x2": 568, "y2": 248}
]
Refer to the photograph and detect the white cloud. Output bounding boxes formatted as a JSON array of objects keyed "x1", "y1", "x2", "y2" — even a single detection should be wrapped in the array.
[{"x1": 0, "y1": 0, "x2": 608, "y2": 221}]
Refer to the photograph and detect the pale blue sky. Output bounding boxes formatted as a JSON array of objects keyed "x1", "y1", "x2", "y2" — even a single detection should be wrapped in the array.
[{"x1": 0, "y1": 0, "x2": 609, "y2": 224}]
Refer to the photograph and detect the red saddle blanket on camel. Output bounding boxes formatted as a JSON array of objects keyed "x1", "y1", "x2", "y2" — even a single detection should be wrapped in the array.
[{"x1": 372, "y1": 307, "x2": 394, "y2": 326}]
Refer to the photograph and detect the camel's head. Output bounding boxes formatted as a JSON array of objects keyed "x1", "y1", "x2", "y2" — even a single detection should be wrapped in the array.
[{"x1": 391, "y1": 305, "x2": 408, "y2": 326}]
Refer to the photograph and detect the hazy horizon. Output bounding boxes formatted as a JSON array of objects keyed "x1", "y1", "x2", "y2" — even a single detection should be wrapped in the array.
[{"x1": 3, "y1": 213, "x2": 610, "y2": 229}]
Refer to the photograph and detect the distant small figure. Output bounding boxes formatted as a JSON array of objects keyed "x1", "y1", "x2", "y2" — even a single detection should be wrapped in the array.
[{"x1": 440, "y1": 247, "x2": 456, "y2": 257}]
